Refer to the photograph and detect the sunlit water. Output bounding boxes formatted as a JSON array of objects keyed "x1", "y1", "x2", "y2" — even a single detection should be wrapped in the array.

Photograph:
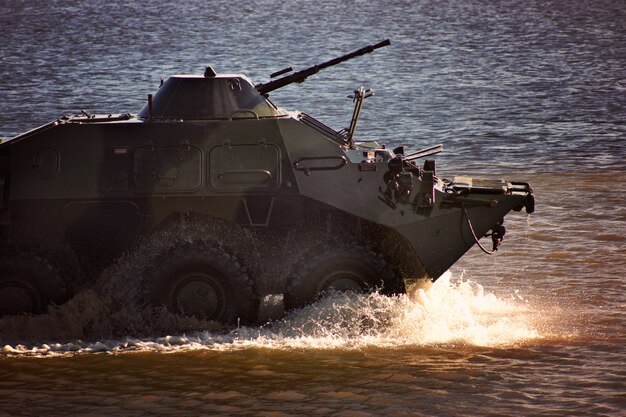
[{"x1": 1, "y1": 0, "x2": 625, "y2": 416}]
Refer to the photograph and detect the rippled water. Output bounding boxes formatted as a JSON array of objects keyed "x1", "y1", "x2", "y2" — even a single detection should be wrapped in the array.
[{"x1": 1, "y1": 0, "x2": 625, "y2": 416}]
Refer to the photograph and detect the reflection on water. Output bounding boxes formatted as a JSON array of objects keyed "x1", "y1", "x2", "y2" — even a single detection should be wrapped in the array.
[{"x1": 0, "y1": 268, "x2": 617, "y2": 417}]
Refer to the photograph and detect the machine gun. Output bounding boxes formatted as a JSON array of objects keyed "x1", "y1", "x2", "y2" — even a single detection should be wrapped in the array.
[{"x1": 256, "y1": 39, "x2": 391, "y2": 96}]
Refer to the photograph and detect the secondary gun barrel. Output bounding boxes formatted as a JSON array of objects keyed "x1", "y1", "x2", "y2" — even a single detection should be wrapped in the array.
[
  {"x1": 404, "y1": 144, "x2": 444, "y2": 160},
  {"x1": 256, "y1": 39, "x2": 391, "y2": 95}
]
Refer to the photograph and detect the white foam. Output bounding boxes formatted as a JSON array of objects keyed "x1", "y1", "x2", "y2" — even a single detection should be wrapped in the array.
[{"x1": 1, "y1": 271, "x2": 542, "y2": 356}]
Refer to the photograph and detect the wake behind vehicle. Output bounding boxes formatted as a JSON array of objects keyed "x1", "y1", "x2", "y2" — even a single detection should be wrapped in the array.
[{"x1": 0, "y1": 40, "x2": 534, "y2": 323}]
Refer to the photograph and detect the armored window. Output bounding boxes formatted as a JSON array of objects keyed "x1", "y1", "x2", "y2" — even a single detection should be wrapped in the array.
[{"x1": 209, "y1": 143, "x2": 280, "y2": 192}]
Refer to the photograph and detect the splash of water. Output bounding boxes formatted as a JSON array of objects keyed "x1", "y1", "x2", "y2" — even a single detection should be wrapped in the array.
[
  {"x1": 1, "y1": 271, "x2": 544, "y2": 356},
  {"x1": 260, "y1": 270, "x2": 540, "y2": 348}
]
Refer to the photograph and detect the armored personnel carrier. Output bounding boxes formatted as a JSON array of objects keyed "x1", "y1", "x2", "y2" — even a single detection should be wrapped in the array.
[{"x1": 0, "y1": 40, "x2": 533, "y2": 324}]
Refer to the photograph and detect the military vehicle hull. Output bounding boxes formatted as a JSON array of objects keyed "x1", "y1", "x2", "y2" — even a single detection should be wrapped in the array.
[
  {"x1": 0, "y1": 112, "x2": 533, "y2": 321},
  {"x1": 0, "y1": 42, "x2": 533, "y2": 323}
]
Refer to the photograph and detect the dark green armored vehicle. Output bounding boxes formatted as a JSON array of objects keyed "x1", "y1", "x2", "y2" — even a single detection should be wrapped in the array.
[{"x1": 0, "y1": 40, "x2": 533, "y2": 323}]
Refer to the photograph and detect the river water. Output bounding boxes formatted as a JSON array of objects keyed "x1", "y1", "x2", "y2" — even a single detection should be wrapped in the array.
[{"x1": 0, "y1": 0, "x2": 624, "y2": 416}]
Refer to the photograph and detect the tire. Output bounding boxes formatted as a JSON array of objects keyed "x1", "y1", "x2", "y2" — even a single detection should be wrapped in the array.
[
  {"x1": 143, "y1": 244, "x2": 259, "y2": 325},
  {"x1": 283, "y1": 244, "x2": 404, "y2": 311},
  {"x1": 0, "y1": 251, "x2": 68, "y2": 316}
]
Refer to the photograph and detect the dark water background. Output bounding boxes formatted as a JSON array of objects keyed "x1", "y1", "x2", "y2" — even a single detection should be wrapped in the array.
[{"x1": 0, "y1": 0, "x2": 625, "y2": 416}]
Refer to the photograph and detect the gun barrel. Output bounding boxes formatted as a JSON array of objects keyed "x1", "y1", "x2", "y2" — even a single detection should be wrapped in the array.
[
  {"x1": 404, "y1": 144, "x2": 444, "y2": 161},
  {"x1": 256, "y1": 39, "x2": 391, "y2": 95}
]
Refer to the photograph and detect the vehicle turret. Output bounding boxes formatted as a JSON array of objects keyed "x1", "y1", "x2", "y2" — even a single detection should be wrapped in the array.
[{"x1": 138, "y1": 73, "x2": 281, "y2": 120}]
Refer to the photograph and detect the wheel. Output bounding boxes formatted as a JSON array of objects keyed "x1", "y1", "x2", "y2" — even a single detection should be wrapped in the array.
[
  {"x1": 283, "y1": 244, "x2": 404, "y2": 311},
  {"x1": 0, "y1": 251, "x2": 68, "y2": 316},
  {"x1": 143, "y1": 244, "x2": 259, "y2": 325}
]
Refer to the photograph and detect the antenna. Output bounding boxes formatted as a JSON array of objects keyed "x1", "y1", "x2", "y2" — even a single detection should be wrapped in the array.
[{"x1": 346, "y1": 86, "x2": 374, "y2": 148}]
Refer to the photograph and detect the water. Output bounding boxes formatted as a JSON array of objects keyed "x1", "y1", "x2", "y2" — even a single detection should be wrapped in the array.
[{"x1": 1, "y1": 0, "x2": 625, "y2": 415}]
